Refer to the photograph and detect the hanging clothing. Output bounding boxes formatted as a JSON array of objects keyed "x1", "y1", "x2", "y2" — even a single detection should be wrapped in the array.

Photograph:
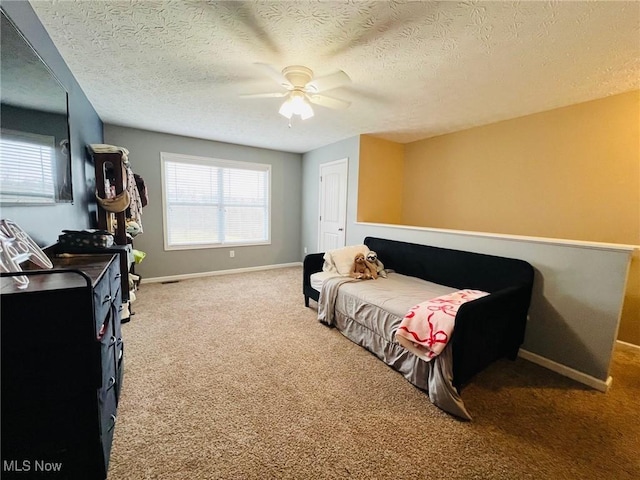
[{"x1": 124, "y1": 162, "x2": 143, "y2": 234}]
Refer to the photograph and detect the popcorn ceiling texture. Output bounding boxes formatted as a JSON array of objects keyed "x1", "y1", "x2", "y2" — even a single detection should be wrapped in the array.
[{"x1": 30, "y1": 1, "x2": 640, "y2": 153}]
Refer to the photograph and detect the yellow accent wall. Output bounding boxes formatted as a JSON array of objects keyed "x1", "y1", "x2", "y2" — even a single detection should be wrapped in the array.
[
  {"x1": 401, "y1": 90, "x2": 640, "y2": 345},
  {"x1": 357, "y1": 90, "x2": 639, "y2": 345},
  {"x1": 357, "y1": 135, "x2": 404, "y2": 224}
]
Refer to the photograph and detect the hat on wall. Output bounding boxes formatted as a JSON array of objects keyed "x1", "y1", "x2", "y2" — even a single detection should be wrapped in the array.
[{"x1": 95, "y1": 189, "x2": 130, "y2": 213}]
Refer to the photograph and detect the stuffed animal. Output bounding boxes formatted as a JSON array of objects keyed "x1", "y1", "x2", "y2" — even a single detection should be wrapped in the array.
[
  {"x1": 366, "y1": 251, "x2": 387, "y2": 278},
  {"x1": 350, "y1": 252, "x2": 377, "y2": 279}
]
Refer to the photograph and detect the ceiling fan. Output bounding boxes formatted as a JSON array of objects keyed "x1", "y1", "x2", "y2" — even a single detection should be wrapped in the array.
[{"x1": 240, "y1": 63, "x2": 351, "y2": 120}]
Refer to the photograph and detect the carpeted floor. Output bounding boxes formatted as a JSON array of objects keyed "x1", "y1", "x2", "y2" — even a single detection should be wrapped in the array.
[{"x1": 107, "y1": 266, "x2": 640, "y2": 480}]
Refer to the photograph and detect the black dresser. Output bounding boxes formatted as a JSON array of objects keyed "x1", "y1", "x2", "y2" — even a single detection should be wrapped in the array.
[{"x1": 1, "y1": 253, "x2": 124, "y2": 479}]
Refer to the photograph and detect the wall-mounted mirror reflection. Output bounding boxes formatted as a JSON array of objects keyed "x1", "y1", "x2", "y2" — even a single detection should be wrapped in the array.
[{"x1": 0, "y1": 8, "x2": 72, "y2": 204}]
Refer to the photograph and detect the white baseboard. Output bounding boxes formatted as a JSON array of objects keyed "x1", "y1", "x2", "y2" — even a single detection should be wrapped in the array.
[
  {"x1": 616, "y1": 339, "x2": 640, "y2": 351},
  {"x1": 518, "y1": 349, "x2": 613, "y2": 392},
  {"x1": 143, "y1": 262, "x2": 302, "y2": 284}
]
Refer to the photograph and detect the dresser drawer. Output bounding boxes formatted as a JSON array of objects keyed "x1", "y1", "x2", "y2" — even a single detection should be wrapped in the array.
[
  {"x1": 98, "y1": 386, "x2": 117, "y2": 473},
  {"x1": 109, "y1": 262, "x2": 122, "y2": 302},
  {"x1": 115, "y1": 338, "x2": 124, "y2": 403},
  {"x1": 93, "y1": 281, "x2": 113, "y2": 334},
  {"x1": 100, "y1": 335, "x2": 117, "y2": 392},
  {"x1": 93, "y1": 259, "x2": 122, "y2": 335},
  {"x1": 98, "y1": 386, "x2": 117, "y2": 434}
]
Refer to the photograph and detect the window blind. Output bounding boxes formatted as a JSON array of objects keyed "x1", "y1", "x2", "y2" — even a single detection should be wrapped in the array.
[
  {"x1": 0, "y1": 130, "x2": 56, "y2": 204},
  {"x1": 161, "y1": 152, "x2": 270, "y2": 250}
]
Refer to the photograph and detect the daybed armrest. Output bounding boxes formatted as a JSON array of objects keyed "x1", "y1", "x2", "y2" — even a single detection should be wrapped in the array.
[
  {"x1": 450, "y1": 285, "x2": 532, "y2": 390},
  {"x1": 303, "y1": 253, "x2": 325, "y2": 307}
]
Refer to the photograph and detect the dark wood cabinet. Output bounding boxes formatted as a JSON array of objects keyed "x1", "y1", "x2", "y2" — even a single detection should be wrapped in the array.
[{"x1": 1, "y1": 253, "x2": 124, "y2": 479}]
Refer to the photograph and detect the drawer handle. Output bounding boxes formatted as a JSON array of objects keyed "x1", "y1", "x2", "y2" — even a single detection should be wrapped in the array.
[
  {"x1": 107, "y1": 376, "x2": 116, "y2": 390},
  {"x1": 109, "y1": 335, "x2": 116, "y2": 347},
  {"x1": 97, "y1": 322, "x2": 108, "y2": 340},
  {"x1": 102, "y1": 295, "x2": 112, "y2": 304},
  {"x1": 108, "y1": 414, "x2": 117, "y2": 432},
  {"x1": 115, "y1": 273, "x2": 122, "y2": 279}
]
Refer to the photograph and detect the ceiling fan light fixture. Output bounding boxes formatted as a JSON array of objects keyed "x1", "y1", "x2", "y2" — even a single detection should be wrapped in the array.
[
  {"x1": 246, "y1": 64, "x2": 350, "y2": 121},
  {"x1": 278, "y1": 99, "x2": 294, "y2": 119},
  {"x1": 298, "y1": 100, "x2": 314, "y2": 120},
  {"x1": 278, "y1": 91, "x2": 314, "y2": 120}
]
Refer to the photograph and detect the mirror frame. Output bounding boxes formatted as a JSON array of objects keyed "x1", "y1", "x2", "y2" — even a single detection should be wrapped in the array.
[{"x1": 0, "y1": 7, "x2": 73, "y2": 205}]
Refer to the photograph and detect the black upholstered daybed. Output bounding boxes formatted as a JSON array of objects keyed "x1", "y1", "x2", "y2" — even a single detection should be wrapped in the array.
[{"x1": 303, "y1": 237, "x2": 534, "y2": 419}]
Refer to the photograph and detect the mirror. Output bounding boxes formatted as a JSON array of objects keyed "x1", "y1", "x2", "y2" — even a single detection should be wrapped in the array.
[{"x1": 0, "y1": 8, "x2": 72, "y2": 204}]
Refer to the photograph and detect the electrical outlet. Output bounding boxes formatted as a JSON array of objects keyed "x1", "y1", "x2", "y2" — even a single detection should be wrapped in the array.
[
  {"x1": 304, "y1": 247, "x2": 308, "y2": 254},
  {"x1": 229, "y1": 250, "x2": 235, "y2": 258}
]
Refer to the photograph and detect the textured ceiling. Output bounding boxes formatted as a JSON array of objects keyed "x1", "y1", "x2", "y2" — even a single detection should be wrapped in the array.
[{"x1": 28, "y1": 0, "x2": 640, "y2": 154}]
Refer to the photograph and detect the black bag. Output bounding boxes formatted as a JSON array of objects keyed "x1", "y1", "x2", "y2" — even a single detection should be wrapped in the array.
[{"x1": 134, "y1": 173, "x2": 149, "y2": 207}]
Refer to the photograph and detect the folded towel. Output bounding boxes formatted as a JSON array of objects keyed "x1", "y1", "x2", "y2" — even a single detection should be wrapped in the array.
[{"x1": 396, "y1": 289, "x2": 489, "y2": 361}]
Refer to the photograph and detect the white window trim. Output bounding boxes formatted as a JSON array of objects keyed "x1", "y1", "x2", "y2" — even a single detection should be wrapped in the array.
[{"x1": 160, "y1": 151, "x2": 271, "y2": 251}]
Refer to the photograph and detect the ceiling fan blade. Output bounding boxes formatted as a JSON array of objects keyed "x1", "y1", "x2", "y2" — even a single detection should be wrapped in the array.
[
  {"x1": 253, "y1": 63, "x2": 292, "y2": 89},
  {"x1": 240, "y1": 92, "x2": 288, "y2": 99},
  {"x1": 306, "y1": 70, "x2": 351, "y2": 93},
  {"x1": 308, "y1": 94, "x2": 351, "y2": 110}
]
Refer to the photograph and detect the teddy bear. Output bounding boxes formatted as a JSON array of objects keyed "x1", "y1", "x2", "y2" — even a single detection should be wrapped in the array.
[
  {"x1": 350, "y1": 252, "x2": 377, "y2": 279},
  {"x1": 365, "y1": 250, "x2": 387, "y2": 278}
]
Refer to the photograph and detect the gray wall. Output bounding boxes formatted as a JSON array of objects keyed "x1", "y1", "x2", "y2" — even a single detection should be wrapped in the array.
[
  {"x1": 104, "y1": 125, "x2": 302, "y2": 279},
  {"x1": 0, "y1": 1, "x2": 102, "y2": 246},
  {"x1": 301, "y1": 136, "x2": 359, "y2": 256}
]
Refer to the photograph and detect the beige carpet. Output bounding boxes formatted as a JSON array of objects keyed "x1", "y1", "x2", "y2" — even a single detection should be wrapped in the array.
[{"x1": 108, "y1": 266, "x2": 640, "y2": 480}]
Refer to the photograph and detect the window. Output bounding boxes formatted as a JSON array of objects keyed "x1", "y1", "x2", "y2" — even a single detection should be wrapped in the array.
[
  {"x1": 0, "y1": 130, "x2": 56, "y2": 204},
  {"x1": 161, "y1": 152, "x2": 271, "y2": 250}
]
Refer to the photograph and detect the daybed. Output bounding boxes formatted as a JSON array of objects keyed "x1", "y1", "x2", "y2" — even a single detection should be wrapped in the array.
[{"x1": 303, "y1": 237, "x2": 534, "y2": 419}]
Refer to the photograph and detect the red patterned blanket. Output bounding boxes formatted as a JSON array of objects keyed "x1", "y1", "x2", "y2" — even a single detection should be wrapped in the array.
[{"x1": 396, "y1": 289, "x2": 489, "y2": 361}]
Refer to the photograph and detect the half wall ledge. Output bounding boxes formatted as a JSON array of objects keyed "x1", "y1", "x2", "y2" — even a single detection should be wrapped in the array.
[{"x1": 349, "y1": 222, "x2": 636, "y2": 391}]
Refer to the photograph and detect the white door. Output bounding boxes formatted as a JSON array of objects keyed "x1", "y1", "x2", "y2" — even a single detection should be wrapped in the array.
[{"x1": 318, "y1": 158, "x2": 348, "y2": 251}]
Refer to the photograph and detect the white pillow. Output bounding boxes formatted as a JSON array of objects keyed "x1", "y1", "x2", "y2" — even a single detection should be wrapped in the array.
[{"x1": 323, "y1": 244, "x2": 370, "y2": 275}]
